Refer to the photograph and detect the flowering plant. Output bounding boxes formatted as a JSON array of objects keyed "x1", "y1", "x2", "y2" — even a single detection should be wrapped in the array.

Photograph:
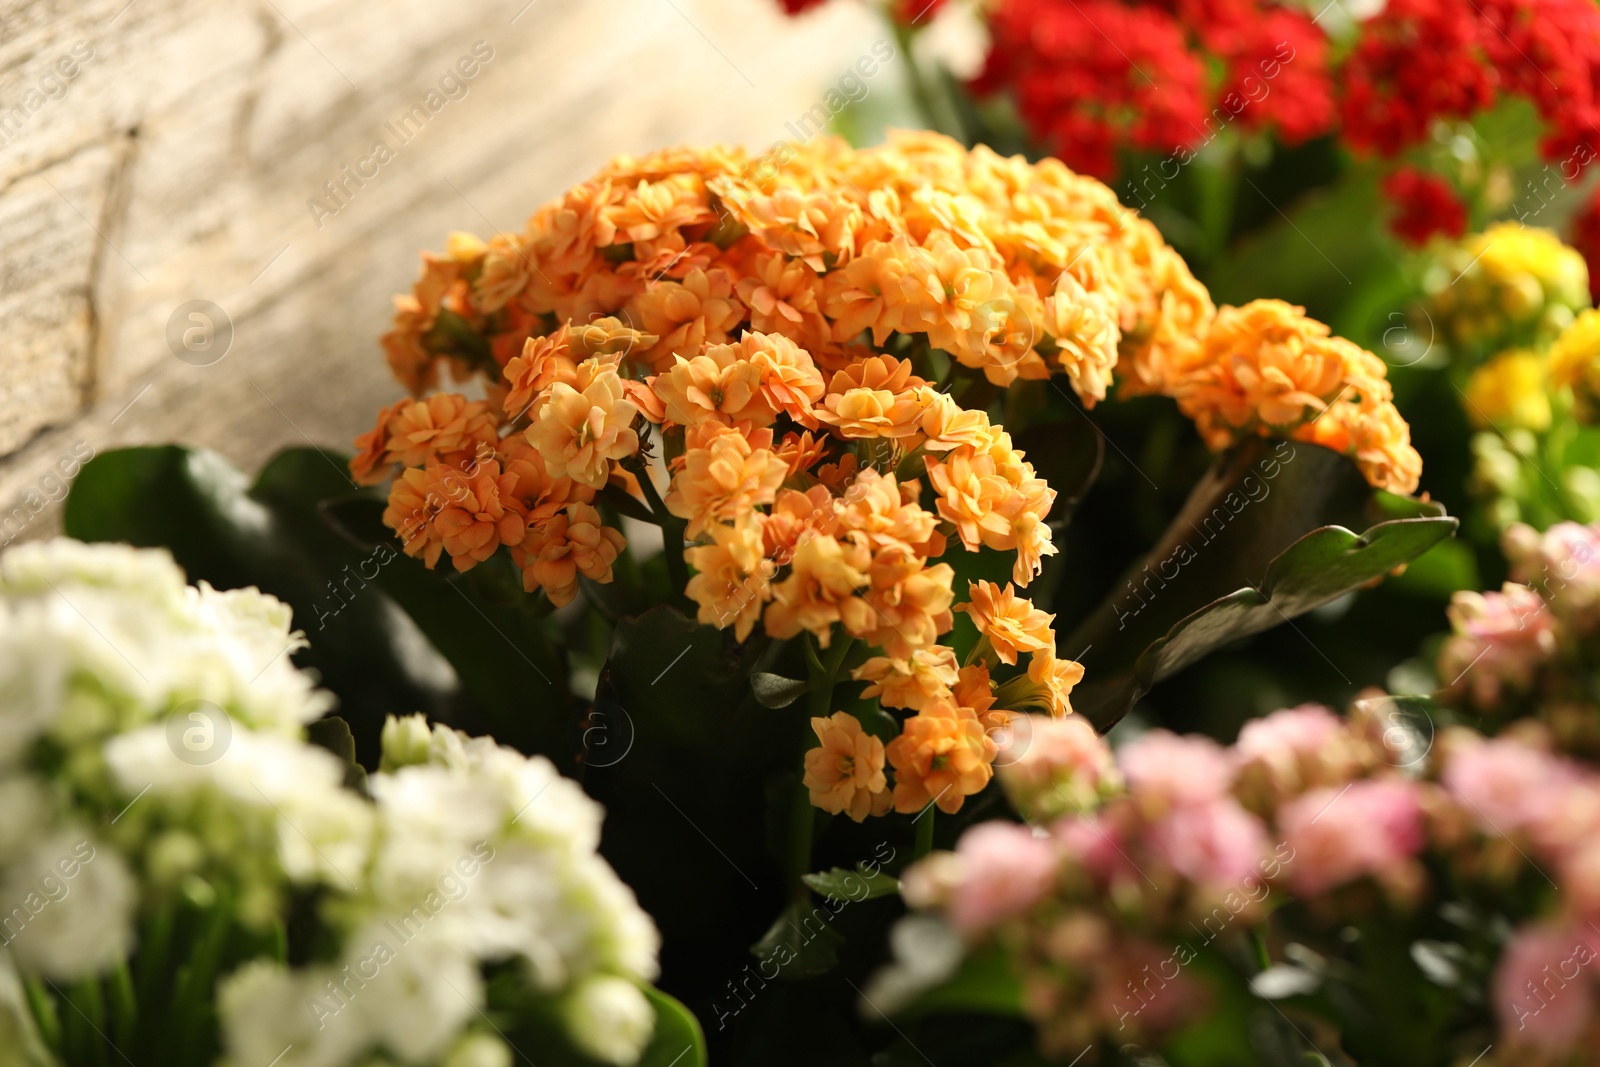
[
  {"x1": 888, "y1": 515, "x2": 1600, "y2": 1065},
  {"x1": 0, "y1": 539, "x2": 692, "y2": 1067},
  {"x1": 60, "y1": 131, "x2": 1453, "y2": 1061}
]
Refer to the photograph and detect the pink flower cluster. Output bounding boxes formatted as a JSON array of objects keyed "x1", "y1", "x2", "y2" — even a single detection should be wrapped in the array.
[
  {"x1": 903, "y1": 704, "x2": 1431, "y2": 1051},
  {"x1": 1440, "y1": 730, "x2": 1600, "y2": 1049},
  {"x1": 1439, "y1": 522, "x2": 1600, "y2": 750}
]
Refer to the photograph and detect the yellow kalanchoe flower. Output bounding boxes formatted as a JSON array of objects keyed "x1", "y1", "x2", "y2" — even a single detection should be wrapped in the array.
[
  {"x1": 1463, "y1": 350, "x2": 1552, "y2": 432},
  {"x1": 1549, "y1": 308, "x2": 1600, "y2": 424}
]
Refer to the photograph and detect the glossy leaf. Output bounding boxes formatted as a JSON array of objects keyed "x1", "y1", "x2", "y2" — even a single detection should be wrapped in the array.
[
  {"x1": 801, "y1": 866, "x2": 900, "y2": 902},
  {"x1": 638, "y1": 986, "x2": 707, "y2": 1067},
  {"x1": 63, "y1": 445, "x2": 571, "y2": 765},
  {"x1": 1065, "y1": 438, "x2": 1457, "y2": 729},
  {"x1": 751, "y1": 672, "x2": 811, "y2": 710}
]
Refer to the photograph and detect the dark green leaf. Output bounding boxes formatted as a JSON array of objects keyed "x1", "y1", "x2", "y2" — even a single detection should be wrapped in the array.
[
  {"x1": 1065, "y1": 438, "x2": 1457, "y2": 729},
  {"x1": 751, "y1": 900, "x2": 845, "y2": 980},
  {"x1": 801, "y1": 866, "x2": 899, "y2": 902},
  {"x1": 304, "y1": 716, "x2": 367, "y2": 792},
  {"x1": 751, "y1": 673, "x2": 811, "y2": 710},
  {"x1": 638, "y1": 986, "x2": 707, "y2": 1067},
  {"x1": 899, "y1": 942, "x2": 1021, "y2": 1020}
]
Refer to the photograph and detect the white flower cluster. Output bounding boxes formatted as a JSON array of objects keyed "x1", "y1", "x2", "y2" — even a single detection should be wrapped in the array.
[
  {"x1": 0, "y1": 539, "x2": 339, "y2": 984},
  {"x1": 218, "y1": 715, "x2": 662, "y2": 1067},
  {"x1": 0, "y1": 540, "x2": 662, "y2": 1067}
]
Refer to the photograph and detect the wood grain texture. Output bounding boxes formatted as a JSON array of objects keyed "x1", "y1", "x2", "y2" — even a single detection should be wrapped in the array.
[{"x1": 0, "y1": 0, "x2": 889, "y2": 542}]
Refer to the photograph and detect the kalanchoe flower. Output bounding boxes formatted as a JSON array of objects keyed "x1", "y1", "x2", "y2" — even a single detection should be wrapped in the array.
[
  {"x1": 1382, "y1": 167, "x2": 1468, "y2": 247},
  {"x1": 998, "y1": 714, "x2": 1120, "y2": 821},
  {"x1": 803, "y1": 712, "x2": 891, "y2": 822},
  {"x1": 1492, "y1": 923, "x2": 1599, "y2": 1049},
  {"x1": 1547, "y1": 308, "x2": 1600, "y2": 425},
  {"x1": 1437, "y1": 583, "x2": 1559, "y2": 712},
  {"x1": 1504, "y1": 519, "x2": 1600, "y2": 633},
  {"x1": 1278, "y1": 779, "x2": 1426, "y2": 897}
]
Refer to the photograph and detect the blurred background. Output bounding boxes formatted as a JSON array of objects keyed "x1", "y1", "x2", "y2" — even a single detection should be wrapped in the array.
[{"x1": 0, "y1": 0, "x2": 963, "y2": 539}]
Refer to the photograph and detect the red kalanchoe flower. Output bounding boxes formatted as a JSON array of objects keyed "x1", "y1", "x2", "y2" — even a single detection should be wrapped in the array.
[
  {"x1": 1383, "y1": 167, "x2": 1468, "y2": 246},
  {"x1": 1216, "y1": 8, "x2": 1335, "y2": 145},
  {"x1": 975, "y1": 0, "x2": 1207, "y2": 179},
  {"x1": 777, "y1": 0, "x2": 829, "y2": 12},
  {"x1": 1479, "y1": 0, "x2": 1600, "y2": 168},
  {"x1": 1339, "y1": 0, "x2": 1497, "y2": 156}
]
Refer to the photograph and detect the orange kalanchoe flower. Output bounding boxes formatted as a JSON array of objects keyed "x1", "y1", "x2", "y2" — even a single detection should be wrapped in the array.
[
  {"x1": 886, "y1": 700, "x2": 997, "y2": 815},
  {"x1": 366, "y1": 394, "x2": 500, "y2": 473},
  {"x1": 685, "y1": 517, "x2": 772, "y2": 641},
  {"x1": 813, "y1": 355, "x2": 929, "y2": 440},
  {"x1": 958, "y1": 580, "x2": 1056, "y2": 666},
  {"x1": 651, "y1": 340, "x2": 771, "y2": 428},
  {"x1": 359, "y1": 134, "x2": 1429, "y2": 832},
  {"x1": 512, "y1": 501, "x2": 626, "y2": 607},
  {"x1": 854, "y1": 647, "x2": 961, "y2": 711},
  {"x1": 526, "y1": 361, "x2": 641, "y2": 489},
  {"x1": 666, "y1": 423, "x2": 788, "y2": 537},
  {"x1": 430, "y1": 458, "x2": 528, "y2": 571},
  {"x1": 804, "y1": 712, "x2": 891, "y2": 823},
  {"x1": 764, "y1": 534, "x2": 874, "y2": 647}
]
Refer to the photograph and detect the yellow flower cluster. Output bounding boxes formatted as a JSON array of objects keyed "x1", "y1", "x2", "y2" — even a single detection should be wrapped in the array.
[
  {"x1": 1549, "y1": 308, "x2": 1600, "y2": 424},
  {"x1": 354, "y1": 132, "x2": 1423, "y2": 821},
  {"x1": 1426, "y1": 223, "x2": 1590, "y2": 355}
]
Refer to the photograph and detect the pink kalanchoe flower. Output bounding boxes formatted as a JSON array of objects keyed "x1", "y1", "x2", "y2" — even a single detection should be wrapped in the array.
[
  {"x1": 1436, "y1": 583, "x2": 1558, "y2": 711},
  {"x1": 1233, "y1": 703, "x2": 1353, "y2": 802},
  {"x1": 1053, "y1": 811, "x2": 1141, "y2": 887},
  {"x1": 1117, "y1": 730, "x2": 1233, "y2": 807},
  {"x1": 1504, "y1": 521, "x2": 1600, "y2": 634},
  {"x1": 1493, "y1": 923, "x2": 1597, "y2": 1049},
  {"x1": 1146, "y1": 796, "x2": 1269, "y2": 888},
  {"x1": 1278, "y1": 779, "x2": 1425, "y2": 896},
  {"x1": 1000, "y1": 714, "x2": 1121, "y2": 821},
  {"x1": 1442, "y1": 736, "x2": 1581, "y2": 838},
  {"x1": 1235, "y1": 704, "x2": 1342, "y2": 764},
  {"x1": 944, "y1": 822, "x2": 1061, "y2": 935}
]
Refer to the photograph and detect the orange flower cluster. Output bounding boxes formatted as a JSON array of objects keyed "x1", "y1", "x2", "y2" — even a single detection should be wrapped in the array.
[
  {"x1": 802, "y1": 580, "x2": 1082, "y2": 821},
  {"x1": 1165, "y1": 299, "x2": 1422, "y2": 494},
  {"x1": 354, "y1": 133, "x2": 1423, "y2": 824}
]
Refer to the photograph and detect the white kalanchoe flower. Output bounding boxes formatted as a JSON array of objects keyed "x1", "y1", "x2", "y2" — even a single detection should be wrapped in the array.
[{"x1": 562, "y1": 974, "x2": 657, "y2": 1066}]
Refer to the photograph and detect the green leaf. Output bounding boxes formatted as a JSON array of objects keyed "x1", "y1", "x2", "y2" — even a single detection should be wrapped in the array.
[
  {"x1": 751, "y1": 672, "x2": 811, "y2": 709},
  {"x1": 1012, "y1": 404, "x2": 1104, "y2": 531},
  {"x1": 63, "y1": 445, "x2": 572, "y2": 766},
  {"x1": 801, "y1": 866, "x2": 900, "y2": 902},
  {"x1": 1065, "y1": 438, "x2": 1457, "y2": 729},
  {"x1": 898, "y1": 942, "x2": 1022, "y2": 1020},
  {"x1": 638, "y1": 986, "x2": 706, "y2": 1067},
  {"x1": 751, "y1": 900, "x2": 845, "y2": 980}
]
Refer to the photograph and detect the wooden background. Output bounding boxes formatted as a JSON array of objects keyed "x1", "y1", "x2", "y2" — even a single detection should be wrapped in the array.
[{"x1": 0, "y1": 0, "x2": 907, "y2": 540}]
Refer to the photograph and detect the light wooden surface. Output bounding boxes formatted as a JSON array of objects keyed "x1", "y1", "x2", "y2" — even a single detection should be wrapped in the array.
[{"x1": 0, "y1": 0, "x2": 896, "y2": 538}]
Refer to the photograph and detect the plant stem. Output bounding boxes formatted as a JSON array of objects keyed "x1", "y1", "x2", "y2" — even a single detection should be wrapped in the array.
[
  {"x1": 789, "y1": 633, "x2": 857, "y2": 895},
  {"x1": 108, "y1": 962, "x2": 137, "y2": 1050},
  {"x1": 891, "y1": 18, "x2": 963, "y2": 142},
  {"x1": 632, "y1": 454, "x2": 690, "y2": 596},
  {"x1": 914, "y1": 807, "x2": 936, "y2": 859}
]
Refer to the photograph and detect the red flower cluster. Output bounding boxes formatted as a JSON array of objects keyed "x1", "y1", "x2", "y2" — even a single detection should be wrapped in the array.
[
  {"x1": 1343, "y1": 0, "x2": 1600, "y2": 165},
  {"x1": 1383, "y1": 166, "x2": 1468, "y2": 246},
  {"x1": 974, "y1": 0, "x2": 1209, "y2": 178},
  {"x1": 970, "y1": 0, "x2": 1332, "y2": 179}
]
